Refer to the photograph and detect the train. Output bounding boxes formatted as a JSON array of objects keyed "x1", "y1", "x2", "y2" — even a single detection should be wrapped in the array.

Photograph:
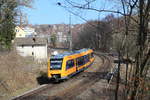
[{"x1": 47, "y1": 49, "x2": 95, "y2": 81}]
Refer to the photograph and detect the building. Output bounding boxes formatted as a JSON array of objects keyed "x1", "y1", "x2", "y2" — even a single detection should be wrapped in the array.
[
  {"x1": 15, "y1": 26, "x2": 37, "y2": 38},
  {"x1": 14, "y1": 37, "x2": 47, "y2": 61},
  {"x1": 15, "y1": 26, "x2": 26, "y2": 37},
  {"x1": 56, "y1": 32, "x2": 68, "y2": 43},
  {"x1": 22, "y1": 26, "x2": 37, "y2": 37}
]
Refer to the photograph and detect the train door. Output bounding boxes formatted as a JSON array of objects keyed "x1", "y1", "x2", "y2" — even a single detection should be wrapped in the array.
[
  {"x1": 76, "y1": 56, "x2": 85, "y2": 71},
  {"x1": 74, "y1": 59, "x2": 78, "y2": 72},
  {"x1": 65, "y1": 59, "x2": 76, "y2": 76}
]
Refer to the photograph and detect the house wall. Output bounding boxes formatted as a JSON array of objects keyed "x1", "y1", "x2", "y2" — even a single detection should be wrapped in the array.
[
  {"x1": 15, "y1": 26, "x2": 37, "y2": 38},
  {"x1": 15, "y1": 26, "x2": 26, "y2": 38},
  {"x1": 16, "y1": 45, "x2": 47, "y2": 61}
]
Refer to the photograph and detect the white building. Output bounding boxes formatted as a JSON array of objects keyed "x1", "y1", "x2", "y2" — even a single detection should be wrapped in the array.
[
  {"x1": 57, "y1": 32, "x2": 63, "y2": 42},
  {"x1": 15, "y1": 26, "x2": 37, "y2": 38},
  {"x1": 22, "y1": 27, "x2": 37, "y2": 37},
  {"x1": 56, "y1": 32, "x2": 68, "y2": 43},
  {"x1": 15, "y1": 37, "x2": 47, "y2": 61}
]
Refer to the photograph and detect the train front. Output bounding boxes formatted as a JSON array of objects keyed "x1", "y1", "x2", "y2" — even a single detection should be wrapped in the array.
[{"x1": 47, "y1": 55, "x2": 66, "y2": 81}]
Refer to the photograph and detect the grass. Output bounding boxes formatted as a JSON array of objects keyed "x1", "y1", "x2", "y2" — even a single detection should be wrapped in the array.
[{"x1": 0, "y1": 50, "x2": 47, "y2": 100}]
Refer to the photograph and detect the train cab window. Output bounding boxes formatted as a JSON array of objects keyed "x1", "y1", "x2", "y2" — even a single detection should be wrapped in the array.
[
  {"x1": 50, "y1": 59, "x2": 63, "y2": 70},
  {"x1": 77, "y1": 56, "x2": 85, "y2": 67},
  {"x1": 66, "y1": 60, "x2": 75, "y2": 70}
]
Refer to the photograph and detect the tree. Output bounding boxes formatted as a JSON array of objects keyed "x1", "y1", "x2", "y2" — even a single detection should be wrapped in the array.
[
  {"x1": 0, "y1": 0, "x2": 17, "y2": 50},
  {"x1": 58, "y1": 0, "x2": 150, "y2": 100},
  {"x1": 0, "y1": 0, "x2": 33, "y2": 50},
  {"x1": 17, "y1": 0, "x2": 34, "y2": 26},
  {"x1": 73, "y1": 18, "x2": 113, "y2": 51}
]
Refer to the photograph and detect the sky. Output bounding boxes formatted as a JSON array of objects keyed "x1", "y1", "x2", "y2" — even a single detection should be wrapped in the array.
[{"x1": 23, "y1": 0, "x2": 118, "y2": 25}]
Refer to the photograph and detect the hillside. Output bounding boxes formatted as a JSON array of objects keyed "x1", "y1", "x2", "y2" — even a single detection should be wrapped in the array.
[{"x1": 0, "y1": 50, "x2": 47, "y2": 100}]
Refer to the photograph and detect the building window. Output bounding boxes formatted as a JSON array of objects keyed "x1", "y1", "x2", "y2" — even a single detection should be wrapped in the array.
[
  {"x1": 16, "y1": 29, "x2": 19, "y2": 32},
  {"x1": 32, "y1": 52, "x2": 34, "y2": 56}
]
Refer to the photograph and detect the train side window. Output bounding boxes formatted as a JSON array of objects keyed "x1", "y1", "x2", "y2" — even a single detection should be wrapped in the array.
[
  {"x1": 84, "y1": 55, "x2": 86, "y2": 63},
  {"x1": 77, "y1": 56, "x2": 84, "y2": 67},
  {"x1": 87, "y1": 55, "x2": 90, "y2": 61},
  {"x1": 66, "y1": 60, "x2": 74, "y2": 70},
  {"x1": 82, "y1": 56, "x2": 85, "y2": 64},
  {"x1": 84, "y1": 55, "x2": 89, "y2": 63},
  {"x1": 91, "y1": 53, "x2": 94, "y2": 58}
]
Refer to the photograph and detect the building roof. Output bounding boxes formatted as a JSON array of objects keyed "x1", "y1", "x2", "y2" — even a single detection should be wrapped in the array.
[{"x1": 14, "y1": 37, "x2": 47, "y2": 46}]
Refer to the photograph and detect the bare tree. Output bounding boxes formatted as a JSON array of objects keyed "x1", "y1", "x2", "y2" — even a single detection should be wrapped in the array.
[
  {"x1": 57, "y1": 0, "x2": 150, "y2": 100},
  {"x1": 73, "y1": 19, "x2": 113, "y2": 51},
  {"x1": 16, "y1": 0, "x2": 34, "y2": 26}
]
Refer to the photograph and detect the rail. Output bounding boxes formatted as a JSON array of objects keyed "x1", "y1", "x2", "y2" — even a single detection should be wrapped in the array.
[{"x1": 11, "y1": 52, "x2": 112, "y2": 100}]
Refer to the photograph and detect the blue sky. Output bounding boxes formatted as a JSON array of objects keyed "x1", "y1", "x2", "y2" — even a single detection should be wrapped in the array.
[{"x1": 23, "y1": 0, "x2": 117, "y2": 25}]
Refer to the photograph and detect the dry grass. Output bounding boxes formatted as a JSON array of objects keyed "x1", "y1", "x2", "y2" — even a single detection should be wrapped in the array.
[{"x1": 0, "y1": 50, "x2": 46, "y2": 100}]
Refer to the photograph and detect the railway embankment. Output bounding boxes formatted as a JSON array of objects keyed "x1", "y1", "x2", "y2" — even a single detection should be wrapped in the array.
[{"x1": 0, "y1": 50, "x2": 47, "y2": 100}]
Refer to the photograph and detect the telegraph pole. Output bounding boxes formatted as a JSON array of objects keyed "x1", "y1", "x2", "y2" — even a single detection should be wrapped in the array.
[{"x1": 69, "y1": 13, "x2": 72, "y2": 51}]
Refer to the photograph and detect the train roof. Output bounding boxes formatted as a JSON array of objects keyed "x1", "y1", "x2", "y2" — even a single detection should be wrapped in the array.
[{"x1": 50, "y1": 49, "x2": 92, "y2": 59}]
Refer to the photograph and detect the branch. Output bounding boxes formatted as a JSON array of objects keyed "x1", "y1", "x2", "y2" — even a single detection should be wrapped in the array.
[
  {"x1": 140, "y1": 49, "x2": 150, "y2": 76},
  {"x1": 58, "y1": 4, "x2": 98, "y2": 28},
  {"x1": 17, "y1": 0, "x2": 33, "y2": 8},
  {"x1": 64, "y1": 0, "x2": 138, "y2": 23},
  {"x1": 64, "y1": 0, "x2": 96, "y2": 8},
  {"x1": 145, "y1": 0, "x2": 150, "y2": 18}
]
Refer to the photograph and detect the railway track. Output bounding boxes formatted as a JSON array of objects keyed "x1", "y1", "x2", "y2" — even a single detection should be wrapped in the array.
[
  {"x1": 50, "y1": 54, "x2": 111, "y2": 100},
  {"x1": 12, "y1": 53, "x2": 112, "y2": 100}
]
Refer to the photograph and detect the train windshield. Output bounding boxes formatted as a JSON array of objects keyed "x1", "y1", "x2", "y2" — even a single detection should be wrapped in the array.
[{"x1": 50, "y1": 59, "x2": 63, "y2": 70}]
